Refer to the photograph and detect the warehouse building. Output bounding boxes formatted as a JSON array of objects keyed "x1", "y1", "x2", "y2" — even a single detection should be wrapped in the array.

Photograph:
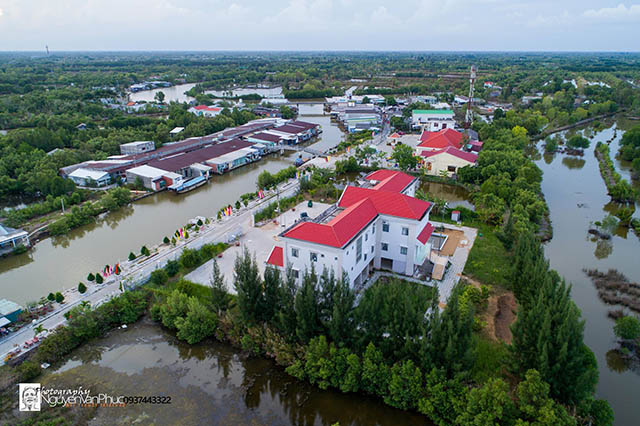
[
  {"x1": 125, "y1": 165, "x2": 183, "y2": 191},
  {"x1": 120, "y1": 140, "x2": 156, "y2": 156}
]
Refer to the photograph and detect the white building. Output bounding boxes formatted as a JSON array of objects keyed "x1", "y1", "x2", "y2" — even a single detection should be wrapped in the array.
[
  {"x1": 125, "y1": 165, "x2": 183, "y2": 191},
  {"x1": 0, "y1": 224, "x2": 29, "y2": 254},
  {"x1": 411, "y1": 109, "x2": 456, "y2": 132},
  {"x1": 188, "y1": 105, "x2": 222, "y2": 118},
  {"x1": 266, "y1": 170, "x2": 434, "y2": 288},
  {"x1": 120, "y1": 140, "x2": 156, "y2": 156},
  {"x1": 68, "y1": 168, "x2": 111, "y2": 187}
]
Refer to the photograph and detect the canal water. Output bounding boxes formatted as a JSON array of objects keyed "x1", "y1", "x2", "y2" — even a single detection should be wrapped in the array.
[
  {"x1": 0, "y1": 114, "x2": 343, "y2": 306},
  {"x1": 129, "y1": 85, "x2": 284, "y2": 104},
  {"x1": 35, "y1": 319, "x2": 430, "y2": 426},
  {"x1": 535, "y1": 118, "x2": 640, "y2": 426}
]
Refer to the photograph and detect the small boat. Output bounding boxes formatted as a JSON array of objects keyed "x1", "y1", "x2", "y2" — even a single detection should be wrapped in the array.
[{"x1": 169, "y1": 175, "x2": 207, "y2": 194}]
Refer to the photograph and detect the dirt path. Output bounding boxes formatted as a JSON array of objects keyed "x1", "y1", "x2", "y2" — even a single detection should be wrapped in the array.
[{"x1": 494, "y1": 293, "x2": 517, "y2": 344}]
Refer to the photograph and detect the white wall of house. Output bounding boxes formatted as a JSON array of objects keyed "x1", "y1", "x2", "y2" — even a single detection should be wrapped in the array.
[
  {"x1": 422, "y1": 153, "x2": 475, "y2": 177},
  {"x1": 281, "y1": 207, "x2": 431, "y2": 287}
]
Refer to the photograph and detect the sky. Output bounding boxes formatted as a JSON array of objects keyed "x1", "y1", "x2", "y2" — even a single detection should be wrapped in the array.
[{"x1": 0, "y1": 0, "x2": 639, "y2": 51}]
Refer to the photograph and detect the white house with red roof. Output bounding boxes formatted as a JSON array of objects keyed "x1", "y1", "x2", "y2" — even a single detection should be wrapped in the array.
[
  {"x1": 415, "y1": 128, "x2": 465, "y2": 156},
  {"x1": 420, "y1": 146, "x2": 478, "y2": 177},
  {"x1": 266, "y1": 170, "x2": 434, "y2": 288},
  {"x1": 188, "y1": 105, "x2": 222, "y2": 118},
  {"x1": 411, "y1": 109, "x2": 456, "y2": 132}
]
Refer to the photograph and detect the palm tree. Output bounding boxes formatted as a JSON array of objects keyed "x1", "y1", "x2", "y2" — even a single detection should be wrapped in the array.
[{"x1": 33, "y1": 324, "x2": 47, "y2": 337}]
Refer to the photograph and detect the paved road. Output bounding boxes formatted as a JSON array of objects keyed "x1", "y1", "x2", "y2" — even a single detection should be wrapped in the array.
[{"x1": 0, "y1": 178, "x2": 301, "y2": 365}]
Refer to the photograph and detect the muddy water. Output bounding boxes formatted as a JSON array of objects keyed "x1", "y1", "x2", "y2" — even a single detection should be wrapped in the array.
[
  {"x1": 535, "y1": 119, "x2": 640, "y2": 426},
  {"x1": 37, "y1": 320, "x2": 430, "y2": 426}
]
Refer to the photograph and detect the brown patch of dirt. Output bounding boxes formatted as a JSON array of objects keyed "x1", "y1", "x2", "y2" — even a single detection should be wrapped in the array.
[
  {"x1": 494, "y1": 293, "x2": 517, "y2": 344},
  {"x1": 462, "y1": 275, "x2": 517, "y2": 343},
  {"x1": 438, "y1": 229, "x2": 465, "y2": 256}
]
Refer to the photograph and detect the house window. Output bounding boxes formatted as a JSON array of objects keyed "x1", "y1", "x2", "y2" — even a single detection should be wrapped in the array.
[
  {"x1": 364, "y1": 253, "x2": 367, "y2": 261},
  {"x1": 381, "y1": 243, "x2": 388, "y2": 251},
  {"x1": 400, "y1": 246, "x2": 408, "y2": 255},
  {"x1": 447, "y1": 165, "x2": 456, "y2": 172},
  {"x1": 382, "y1": 222, "x2": 389, "y2": 232},
  {"x1": 371, "y1": 246, "x2": 374, "y2": 253},
  {"x1": 291, "y1": 248, "x2": 299, "y2": 258},
  {"x1": 356, "y1": 237, "x2": 362, "y2": 262},
  {"x1": 372, "y1": 226, "x2": 375, "y2": 234},
  {"x1": 365, "y1": 233, "x2": 368, "y2": 241},
  {"x1": 292, "y1": 269, "x2": 300, "y2": 278},
  {"x1": 310, "y1": 252, "x2": 318, "y2": 262},
  {"x1": 442, "y1": 123, "x2": 447, "y2": 129},
  {"x1": 402, "y1": 227, "x2": 409, "y2": 236}
]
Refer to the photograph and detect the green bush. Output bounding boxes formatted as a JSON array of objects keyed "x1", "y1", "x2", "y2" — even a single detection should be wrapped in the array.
[
  {"x1": 95, "y1": 273, "x2": 103, "y2": 284},
  {"x1": 78, "y1": 282, "x2": 87, "y2": 294},
  {"x1": 128, "y1": 252, "x2": 136, "y2": 261},
  {"x1": 55, "y1": 292, "x2": 64, "y2": 303},
  {"x1": 47, "y1": 293, "x2": 55, "y2": 301},
  {"x1": 165, "y1": 259, "x2": 180, "y2": 277},
  {"x1": 17, "y1": 360, "x2": 42, "y2": 381},
  {"x1": 150, "y1": 269, "x2": 169, "y2": 285},
  {"x1": 87, "y1": 273, "x2": 95, "y2": 281}
]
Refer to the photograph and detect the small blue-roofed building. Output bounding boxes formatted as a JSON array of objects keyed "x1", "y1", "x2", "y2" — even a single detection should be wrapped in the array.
[
  {"x1": 0, "y1": 224, "x2": 30, "y2": 254},
  {"x1": 0, "y1": 299, "x2": 23, "y2": 326}
]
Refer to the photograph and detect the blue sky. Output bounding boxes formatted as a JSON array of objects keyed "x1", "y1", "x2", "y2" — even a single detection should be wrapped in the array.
[{"x1": 0, "y1": 0, "x2": 639, "y2": 51}]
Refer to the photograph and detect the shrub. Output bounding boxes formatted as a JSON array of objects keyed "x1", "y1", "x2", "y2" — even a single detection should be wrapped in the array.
[
  {"x1": 128, "y1": 252, "x2": 136, "y2": 261},
  {"x1": 78, "y1": 282, "x2": 87, "y2": 294},
  {"x1": 197, "y1": 219, "x2": 203, "y2": 226},
  {"x1": 140, "y1": 245, "x2": 150, "y2": 256},
  {"x1": 163, "y1": 236, "x2": 170, "y2": 244},
  {"x1": 95, "y1": 273, "x2": 104, "y2": 284},
  {"x1": 87, "y1": 273, "x2": 95, "y2": 281},
  {"x1": 150, "y1": 269, "x2": 169, "y2": 285},
  {"x1": 165, "y1": 259, "x2": 180, "y2": 277},
  {"x1": 47, "y1": 293, "x2": 55, "y2": 301},
  {"x1": 17, "y1": 360, "x2": 42, "y2": 381},
  {"x1": 55, "y1": 292, "x2": 64, "y2": 303}
]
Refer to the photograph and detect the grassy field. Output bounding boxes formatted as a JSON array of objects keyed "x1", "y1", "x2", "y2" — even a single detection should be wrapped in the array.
[{"x1": 463, "y1": 224, "x2": 512, "y2": 288}]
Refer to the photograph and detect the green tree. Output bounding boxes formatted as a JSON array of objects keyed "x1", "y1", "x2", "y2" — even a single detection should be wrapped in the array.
[
  {"x1": 613, "y1": 316, "x2": 640, "y2": 341},
  {"x1": 159, "y1": 289, "x2": 190, "y2": 329},
  {"x1": 457, "y1": 378, "x2": 516, "y2": 426},
  {"x1": 47, "y1": 292, "x2": 55, "y2": 301},
  {"x1": 566, "y1": 135, "x2": 590, "y2": 149},
  {"x1": 175, "y1": 297, "x2": 217, "y2": 344},
  {"x1": 429, "y1": 284, "x2": 474, "y2": 377},
  {"x1": 163, "y1": 236, "x2": 170, "y2": 244},
  {"x1": 165, "y1": 259, "x2": 180, "y2": 277},
  {"x1": 391, "y1": 143, "x2": 418, "y2": 171},
  {"x1": 385, "y1": 360, "x2": 423, "y2": 410},
  {"x1": 261, "y1": 266, "x2": 280, "y2": 323},
  {"x1": 150, "y1": 268, "x2": 169, "y2": 285},
  {"x1": 361, "y1": 342, "x2": 389, "y2": 397},
  {"x1": 77, "y1": 282, "x2": 87, "y2": 294},
  {"x1": 210, "y1": 258, "x2": 229, "y2": 313},
  {"x1": 87, "y1": 272, "x2": 95, "y2": 282},
  {"x1": 55, "y1": 292, "x2": 64, "y2": 303},
  {"x1": 418, "y1": 368, "x2": 469, "y2": 426},
  {"x1": 511, "y1": 272, "x2": 598, "y2": 404},
  {"x1": 516, "y1": 369, "x2": 575, "y2": 426},
  {"x1": 154, "y1": 91, "x2": 165, "y2": 103},
  {"x1": 295, "y1": 267, "x2": 321, "y2": 342},
  {"x1": 276, "y1": 267, "x2": 298, "y2": 338},
  {"x1": 233, "y1": 247, "x2": 263, "y2": 324},
  {"x1": 329, "y1": 273, "x2": 355, "y2": 344},
  {"x1": 140, "y1": 245, "x2": 150, "y2": 256},
  {"x1": 128, "y1": 252, "x2": 136, "y2": 261},
  {"x1": 95, "y1": 273, "x2": 103, "y2": 284}
]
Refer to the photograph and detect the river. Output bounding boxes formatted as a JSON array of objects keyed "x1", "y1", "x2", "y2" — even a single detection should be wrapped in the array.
[
  {"x1": 535, "y1": 117, "x2": 640, "y2": 426},
  {"x1": 37, "y1": 318, "x2": 429, "y2": 426},
  {"x1": 0, "y1": 112, "x2": 343, "y2": 306},
  {"x1": 129, "y1": 84, "x2": 285, "y2": 104}
]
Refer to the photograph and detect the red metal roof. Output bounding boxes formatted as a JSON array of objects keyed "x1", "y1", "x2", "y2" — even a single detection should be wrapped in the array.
[
  {"x1": 365, "y1": 170, "x2": 415, "y2": 193},
  {"x1": 283, "y1": 198, "x2": 378, "y2": 248},
  {"x1": 339, "y1": 186, "x2": 430, "y2": 220},
  {"x1": 266, "y1": 246, "x2": 284, "y2": 267},
  {"x1": 420, "y1": 146, "x2": 478, "y2": 163},
  {"x1": 418, "y1": 128, "x2": 463, "y2": 149},
  {"x1": 417, "y1": 222, "x2": 435, "y2": 245},
  {"x1": 194, "y1": 105, "x2": 221, "y2": 112}
]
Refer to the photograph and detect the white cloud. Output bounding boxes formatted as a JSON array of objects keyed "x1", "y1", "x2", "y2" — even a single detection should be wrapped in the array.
[{"x1": 583, "y1": 3, "x2": 640, "y2": 21}]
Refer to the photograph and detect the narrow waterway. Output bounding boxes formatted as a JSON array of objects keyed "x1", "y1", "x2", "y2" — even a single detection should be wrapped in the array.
[
  {"x1": 0, "y1": 114, "x2": 344, "y2": 305},
  {"x1": 38, "y1": 319, "x2": 430, "y2": 426},
  {"x1": 535, "y1": 118, "x2": 640, "y2": 426},
  {"x1": 129, "y1": 83, "x2": 197, "y2": 103}
]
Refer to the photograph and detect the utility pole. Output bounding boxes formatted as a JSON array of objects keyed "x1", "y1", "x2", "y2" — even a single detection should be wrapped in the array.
[
  {"x1": 465, "y1": 65, "x2": 477, "y2": 129},
  {"x1": 61, "y1": 198, "x2": 65, "y2": 213}
]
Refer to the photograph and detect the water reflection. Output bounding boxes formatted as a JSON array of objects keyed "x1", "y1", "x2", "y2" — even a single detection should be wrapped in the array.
[
  {"x1": 41, "y1": 322, "x2": 430, "y2": 426},
  {"x1": 562, "y1": 156, "x2": 586, "y2": 170},
  {"x1": 419, "y1": 181, "x2": 474, "y2": 211}
]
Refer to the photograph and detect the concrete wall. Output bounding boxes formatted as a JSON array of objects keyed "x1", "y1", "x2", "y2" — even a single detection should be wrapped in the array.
[{"x1": 422, "y1": 153, "x2": 474, "y2": 177}]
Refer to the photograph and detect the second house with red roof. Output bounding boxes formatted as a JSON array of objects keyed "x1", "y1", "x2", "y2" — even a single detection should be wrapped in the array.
[{"x1": 266, "y1": 170, "x2": 435, "y2": 288}]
